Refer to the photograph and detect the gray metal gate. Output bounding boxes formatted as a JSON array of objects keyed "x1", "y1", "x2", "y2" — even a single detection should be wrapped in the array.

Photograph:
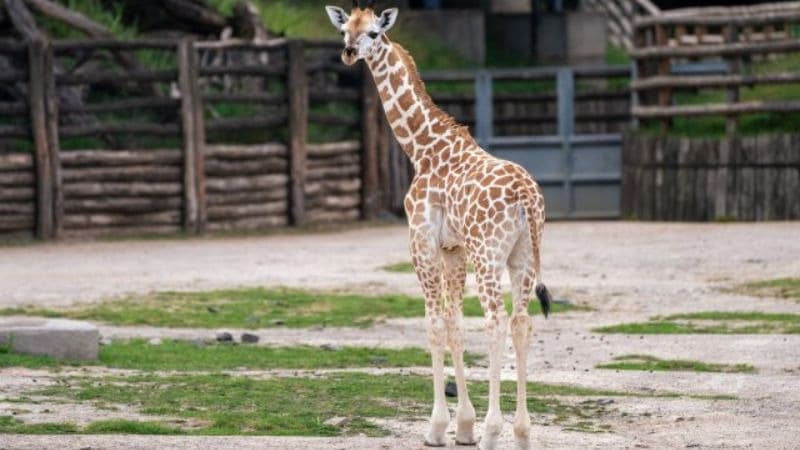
[{"x1": 428, "y1": 66, "x2": 630, "y2": 219}]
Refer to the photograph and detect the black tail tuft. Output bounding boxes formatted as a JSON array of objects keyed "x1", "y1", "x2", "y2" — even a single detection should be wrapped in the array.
[{"x1": 535, "y1": 284, "x2": 552, "y2": 319}]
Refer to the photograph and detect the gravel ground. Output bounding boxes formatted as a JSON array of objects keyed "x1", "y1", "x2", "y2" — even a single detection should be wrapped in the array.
[{"x1": 1, "y1": 221, "x2": 799, "y2": 449}]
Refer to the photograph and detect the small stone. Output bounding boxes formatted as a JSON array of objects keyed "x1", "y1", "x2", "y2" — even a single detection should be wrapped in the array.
[
  {"x1": 323, "y1": 417, "x2": 352, "y2": 428},
  {"x1": 269, "y1": 319, "x2": 285, "y2": 326},
  {"x1": 99, "y1": 337, "x2": 112, "y2": 346},
  {"x1": 241, "y1": 333, "x2": 260, "y2": 344},
  {"x1": 597, "y1": 398, "x2": 615, "y2": 406},
  {"x1": 686, "y1": 444, "x2": 700, "y2": 448},
  {"x1": 206, "y1": 306, "x2": 219, "y2": 314},
  {"x1": 445, "y1": 381, "x2": 458, "y2": 398},
  {"x1": 148, "y1": 338, "x2": 162, "y2": 346},
  {"x1": 320, "y1": 344, "x2": 340, "y2": 352},
  {"x1": 216, "y1": 331, "x2": 233, "y2": 342},
  {"x1": 310, "y1": 325, "x2": 324, "y2": 331}
]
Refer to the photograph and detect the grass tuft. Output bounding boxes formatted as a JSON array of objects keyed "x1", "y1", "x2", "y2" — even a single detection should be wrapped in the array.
[
  {"x1": 594, "y1": 311, "x2": 800, "y2": 334},
  {"x1": 740, "y1": 278, "x2": 800, "y2": 303},
  {"x1": 597, "y1": 354, "x2": 755, "y2": 373}
]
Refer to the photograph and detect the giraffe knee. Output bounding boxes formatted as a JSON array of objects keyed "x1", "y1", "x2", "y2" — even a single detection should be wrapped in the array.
[
  {"x1": 426, "y1": 315, "x2": 447, "y2": 348},
  {"x1": 510, "y1": 314, "x2": 533, "y2": 346}
]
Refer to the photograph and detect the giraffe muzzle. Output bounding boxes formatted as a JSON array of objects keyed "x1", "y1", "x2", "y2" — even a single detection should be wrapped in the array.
[{"x1": 342, "y1": 47, "x2": 358, "y2": 65}]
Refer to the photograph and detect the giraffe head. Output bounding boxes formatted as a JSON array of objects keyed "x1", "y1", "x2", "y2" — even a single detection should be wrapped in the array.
[{"x1": 325, "y1": 1, "x2": 399, "y2": 66}]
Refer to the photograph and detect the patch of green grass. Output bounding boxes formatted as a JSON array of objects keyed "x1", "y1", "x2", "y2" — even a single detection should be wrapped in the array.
[
  {"x1": 83, "y1": 420, "x2": 183, "y2": 434},
  {"x1": 740, "y1": 278, "x2": 800, "y2": 302},
  {"x1": 0, "y1": 416, "x2": 78, "y2": 434},
  {"x1": 380, "y1": 261, "x2": 476, "y2": 273},
  {"x1": 0, "y1": 339, "x2": 474, "y2": 372},
  {"x1": 0, "y1": 287, "x2": 584, "y2": 329},
  {"x1": 597, "y1": 354, "x2": 755, "y2": 374},
  {"x1": 19, "y1": 372, "x2": 688, "y2": 436},
  {"x1": 594, "y1": 311, "x2": 800, "y2": 334}
]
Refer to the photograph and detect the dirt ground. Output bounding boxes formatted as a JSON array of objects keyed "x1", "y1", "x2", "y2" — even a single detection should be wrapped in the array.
[{"x1": 1, "y1": 222, "x2": 799, "y2": 449}]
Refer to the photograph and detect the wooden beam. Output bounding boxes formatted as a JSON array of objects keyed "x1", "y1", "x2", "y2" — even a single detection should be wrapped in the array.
[
  {"x1": 287, "y1": 40, "x2": 308, "y2": 226},
  {"x1": 177, "y1": 38, "x2": 207, "y2": 234},
  {"x1": 27, "y1": 39, "x2": 54, "y2": 239}
]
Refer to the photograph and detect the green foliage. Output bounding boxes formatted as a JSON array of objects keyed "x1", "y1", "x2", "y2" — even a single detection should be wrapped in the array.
[
  {"x1": 597, "y1": 354, "x2": 756, "y2": 374},
  {"x1": 0, "y1": 286, "x2": 585, "y2": 329},
  {"x1": 594, "y1": 311, "x2": 800, "y2": 334}
]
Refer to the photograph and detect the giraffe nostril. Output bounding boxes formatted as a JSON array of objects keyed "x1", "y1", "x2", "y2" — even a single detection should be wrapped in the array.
[{"x1": 345, "y1": 47, "x2": 356, "y2": 57}]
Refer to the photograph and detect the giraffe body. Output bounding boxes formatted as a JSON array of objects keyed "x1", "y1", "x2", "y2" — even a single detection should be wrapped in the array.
[{"x1": 326, "y1": 4, "x2": 551, "y2": 449}]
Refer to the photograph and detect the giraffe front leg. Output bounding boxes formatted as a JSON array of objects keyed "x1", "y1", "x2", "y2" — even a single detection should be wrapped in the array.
[
  {"x1": 442, "y1": 247, "x2": 476, "y2": 446},
  {"x1": 410, "y1": 231, "x2": 450, "y2": 447}
]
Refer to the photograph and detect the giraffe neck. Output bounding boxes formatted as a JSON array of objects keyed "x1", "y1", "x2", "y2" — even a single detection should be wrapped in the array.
[{"x1": 365, "y1": 36, "x2": 473, "y2": 169}]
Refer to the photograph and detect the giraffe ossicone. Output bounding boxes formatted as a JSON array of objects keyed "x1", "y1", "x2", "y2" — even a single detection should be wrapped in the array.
[{"x1": 325, "y1": 4, "x2": 553, "y2": 449}]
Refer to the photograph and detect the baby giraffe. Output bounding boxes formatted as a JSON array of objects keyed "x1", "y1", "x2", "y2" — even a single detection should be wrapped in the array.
[{"x1": 326, "y1": 2, "x2": 552, "y2": 449}]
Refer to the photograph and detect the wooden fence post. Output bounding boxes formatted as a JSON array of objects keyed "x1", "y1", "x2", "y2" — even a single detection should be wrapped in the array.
[
  {"x1": 725, "y1": 24, "x2": 740, "y2": 135},
  {"x1": 361, "y1": 62, "x2": 380, "y2": 220},
  {"x1": 42, "y1": 39, "x2": 63, "y2": 238},
  {"x1": 287, "y1": 40, "x2": 308, "y2": 226},
  {"x1": 28, "y1": 38, "x2": 54, "y2": 239},
  {"x1": 177, "y1": 38, "x2": 207, "y2": 233}
]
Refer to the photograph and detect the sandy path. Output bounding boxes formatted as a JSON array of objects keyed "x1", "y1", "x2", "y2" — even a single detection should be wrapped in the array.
[{"x1": 1, "y1": 222, "x2": 799, "y2": 449}]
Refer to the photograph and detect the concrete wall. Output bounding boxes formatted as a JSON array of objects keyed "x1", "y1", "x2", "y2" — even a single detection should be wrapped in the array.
[
  {"x1": 399, "y1": 9, "x2": 486, "y2": 64},
  {"x1": 536, "y1": 12, "x2": 606, "y2": 64}
]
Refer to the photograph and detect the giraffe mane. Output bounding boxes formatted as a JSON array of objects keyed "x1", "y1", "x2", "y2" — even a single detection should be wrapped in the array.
[{"x1": 391, "y1": 41, "x2": 476, "y2": 144}]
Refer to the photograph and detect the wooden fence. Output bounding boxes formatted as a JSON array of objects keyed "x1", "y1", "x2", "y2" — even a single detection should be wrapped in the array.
[
  {"x1": 0, "y1": 37, "x2": 380, "y2": 240},
  {"x1": 623, "y1": 132, "x2": 800, "y2": 221},
  {"x1": 631, "y1": 2, "x2": 800, "y2": 133}
]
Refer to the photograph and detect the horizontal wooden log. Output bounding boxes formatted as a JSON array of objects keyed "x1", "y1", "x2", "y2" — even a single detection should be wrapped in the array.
[
  {"x1": 203, "y1": 93, "x2": 286, "y2": 105},
  {"x1": 635, "y1": 10, "x2": 800, "y2": 28},
  {"x1": 0, "y1": 125, "x2": 30, "y2": 138},
  {"x1": 60, "y1": 122, "x2": 181, "y2": 137},
  {"x1": 64, "y1": 197, "x2": 182, "y2": 214},
  {"x1": 631, "y1": 40, "x2": 800, "y2": 59},
  {"x1": 0, "y1": 187, "x2": 34, "y2": 201},
  {"x1": 63, "y1": 166, "x2": 182, "y2": 182},
  {"x1": 64, "y1": 182, "x2": 182, "y2": 198},
  {"x1": 195, "y1": 38, "x2": 288, "y2": 50},
  {"x1": 0, "y1": 214, "x2": 34, "y2": 231},
  {"x1": 0, "y1": 101, "x2": 27, "y2": 114},
  {"x1": 306, "y1": 194, "x2": 360, "y2": 209},
  {"x1": 207, "y1": 189, "x2": 288, "y2": 206},
  {"x1": 61, "y1": 150, "x2": 182, "y2": 167},
  {"x1": 305, "y1": 208, "x2": 360, "y2": 223},
  {"x1": 205, "y1": 144, "x2": 287, "y2": 159},
  {"x1": 308, "y1": 153, "x2": 360, "y2": 169},
  {"x1": 64, "y1": 211, "x2": 181, "y2": 228},
  {"x1": 307, "y1": 164, "x2": 361, "y2": 181},
  {"x1": 0, "y1": 171, "x2": 35, "y2": 185},
  {"x1": 207, "y1": 201, "x2": 288, "y2": 220},
  {"x1": 309, "y1": 89, "x2": 360, "y2": 102},
  {"x1": 308, "y1": 113, "x2": 359, "y2": 127},
  {"x1": 304, "y1": 179, "x2": 361, "y2": 196},
  {"x1": 60, "y1": 225, "x2": 181, "y2": 238},
  {"x1": 199, "y1": 64, "x2": 286, "y2": 77},
  {"x1": 633, "y1": 101, "x2": 800, "y2": 118},
  {"x1": 205, "y1": 116, "x2": 287, "y2": 132},
  {"x1": 53, "y1": 39, "x2": 178, "y2": 51},
  {"x1": 0, "y1": 153, "x2": 33, "y2": 170},
  {"x1": 205, "y1": 158, "x2": 288, "y2": 177},
  {"x1": 307, "y1": 141, "x2": 360, "y2": 158},
  {"x1": 206, "y1": 174, "x2": 289, "y2": 192},
  {"x1": 57, "y1": 69, "x2": 178, "y2": 85},
  {"x1": 60, "y1": 97, "x2": 181, "y2": 114},
  {"x1": 0, "y1": 202, "x2": 34, "y2": 215},
  {"x1": 632, "y1": 73, "x2": 800, "y2": 91},
  {"x1": 206, "y1": 215, "x2": 288, "y2": 231}
]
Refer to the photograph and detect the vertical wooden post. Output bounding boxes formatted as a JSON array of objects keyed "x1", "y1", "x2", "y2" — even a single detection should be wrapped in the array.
[
  {"x1": 42, "y1": 39, "x2": 62, "y2": 238},
  {"x1": 361, "y1": 63, "x2": 380, "y2": 220},
  {"x1": 557, "y1": 68, "x2": 575, "y2": 218},
  {"x1": 725, "y1": 24, "x2": 740, "y2": 135},
  {"x1": 655, "y1": 23, "x2": 671, "y2": 134},
  {"x1": 177, "y1": 38, "x2": 207, "y2": 233},
  {"x1": 28, "y1": 38, "x2": 54, "y2": 239},
  {"x1": 474, "y1": 70, "x2": 493, "y2": 148},
  {"x1": 287, "y1": 40, "x2": 308, "y2": 226}
]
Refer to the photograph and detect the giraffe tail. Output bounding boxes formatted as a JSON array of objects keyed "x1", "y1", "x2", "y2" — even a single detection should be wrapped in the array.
[{"x1": 519, "y1": 191, "x2": 551, "y2": 318}]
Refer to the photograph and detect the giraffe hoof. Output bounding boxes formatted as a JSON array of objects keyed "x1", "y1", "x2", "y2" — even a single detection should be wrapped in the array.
[
  {"x1": 455, "y1": 439, "x2": 478, "y2": 446},
  {"x1": 423, "y1": 440, "x2": 447, "y2": 447}
]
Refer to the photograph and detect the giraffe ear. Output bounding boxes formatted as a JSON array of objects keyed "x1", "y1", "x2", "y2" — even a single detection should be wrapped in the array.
[
  {"x1": 325, "y1": 6, "x2": 349, "y2": 29},
  {"x1": 377, "y1": 8, "x2": 399, "y2": 33}
]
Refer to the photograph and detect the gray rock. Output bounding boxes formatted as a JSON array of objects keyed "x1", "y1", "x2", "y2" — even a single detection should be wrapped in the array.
[
  {"x1": 323, "y1": 416, "x2": 351, "y2": 428},
  {"x1": 241, "y1": 333, "x2": 260, "y2": 344},
  {"x1": 99, "y1": 337, "x2": 112, "y2": 346},
  {"x1": 320, "y1": 344, "x2": 340, "y2": 352},
  {"x1": 445, "y1": 381, "x2": 458, "y2": 398},
  {"x1": 215, "y1": 331, "x2": 233, "y2": 342},
  {"x1": 597, "y1": 398, "x2": 615, "y2": 406},
  {"x1": 0, "y1": 318, "x2": 99, "y2": 360},
  {"x1": 148, "y1": 338, "x2": 163, "y2": 346}
]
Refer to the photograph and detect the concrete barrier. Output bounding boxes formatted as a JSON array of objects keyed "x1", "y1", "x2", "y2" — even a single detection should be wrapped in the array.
[{"x1": 0, "y1": 317, "x2": 99, "y2": 360}]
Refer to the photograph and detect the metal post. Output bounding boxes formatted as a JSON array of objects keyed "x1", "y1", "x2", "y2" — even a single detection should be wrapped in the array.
[
  {"x1": 474, "y1": 70, "x2": 493, "y2": 149},
  {"x1": 557, "y1": 68, "x2": 575, "y2": 218}
]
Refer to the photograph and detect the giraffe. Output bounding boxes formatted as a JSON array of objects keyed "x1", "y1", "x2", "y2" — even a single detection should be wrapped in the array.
[{"x1": 325, "y1": 2, "x2": 552, "y2": 449}]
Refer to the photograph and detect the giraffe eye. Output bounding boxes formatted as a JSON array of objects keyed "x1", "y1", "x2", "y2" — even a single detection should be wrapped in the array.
[{"x1": 368, "y1": 31, "x2": 378, "y2": 39}]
